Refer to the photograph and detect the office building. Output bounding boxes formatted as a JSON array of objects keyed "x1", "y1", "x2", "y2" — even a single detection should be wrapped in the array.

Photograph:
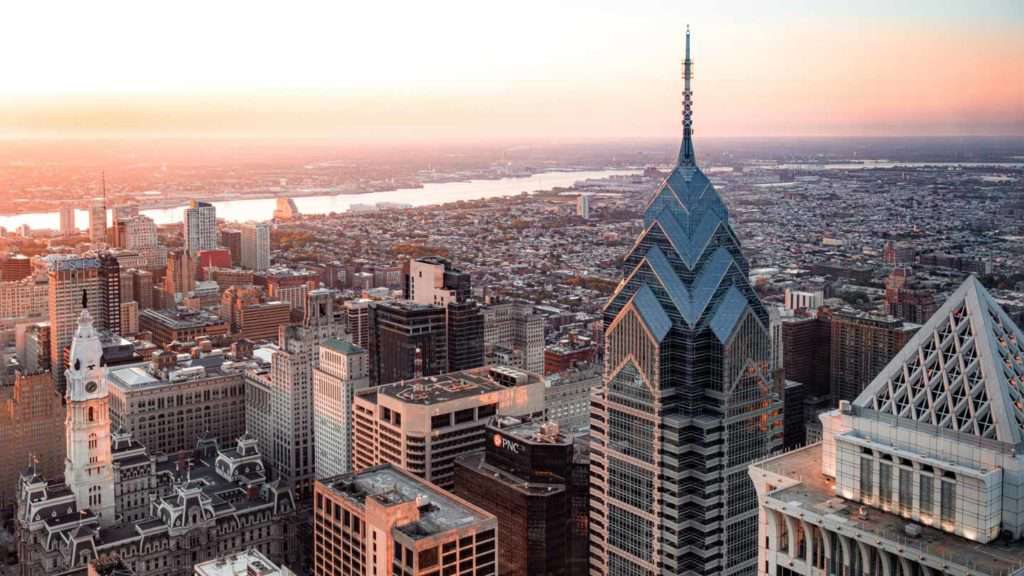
[
  {"x1": 782, "y1": 310, "x2": 833, "y2": 400},
  {"x1": 590, "y1": 32, "x2": 782, "y2": 576},
  {"x1": 138, "y1": 308, "x2": 229, "y2": 346},
  {"x1": 165, "y1": 249, "x2": 196, "y2": 298},
  {"x1": 544, "y1": 363, "x2": 600, "y2": 432},
  {"x1": 119, "y1": 300, "x2": 138, "y2": 335},
  {"x1": 884, "y1": 266, "x2": 938, "y2": 324},
  {"x1": 369, "y1": 300, "x2": 448, "y2": 385},
  {"x1": 184, "y1": 200, "x2": 218, "y2": 256},
  {"x1": 750, "y1": 276, "x2": 1024, "y2": 576},
  {"x1": 97, "y1": 252, "x2": 121, "y2": 334},
  {"x1": 830, "y1": 308, "x2": 917, "y2": 403},
  {"x1": 577, "y1": 193, "x2": 590, "y2": 219},
  {"x1": 352, "y1": 366, "x2": 544, "y2": 489},
  {"x1": 128, "y1": 268, "x2": 154, "y2": 311},
  {"x1": 483, "y1": 303, "x2": 545, "y2": 374},
  {"x1": 261, "y1": 266, "x2": 317, "y2": 311},
  {"x1": 783, "y1": 288, "x2": 824, "y2": 312},
  {"x1": 313, "y1": 338, "x2": 370, "y2": 479},
  {"x1": 221, "y1": 228, "x2": 243, "y2": 266},
  {"x1": 106, "y1": 350, "x2": 246, "y2": 455},
  {"x1": 241, "y1": 223, "x2": 272, "y2": 272},
  {"x1": 59, "y1": 205, "x2": 76, "y2": 236},
  {"x1": 48, "y1": 256, "x2": 102, "y2": 393},
  {"x1": 1, "y1": 254, "x2": 32, "y2": 281},
  {"x1": 405, "y1": 256, "x2": 471, "y2": 306},
  {"x1": 405, "y1": 257, "x2": 484, "y2": 371},
  {"x1": 0, "y1": 371, "x2": 65, "y2": 509},
  {"x1": 882, "y1": 239, "x2": 916, "y2": 265},
  {"x1": 454, "y1": 417, "x2": 588, "y2": 576},
  {"x1": 221, "y1": 286, "x2": 291, "y2": 341},
  {"x1": 313, "y1": 464, "x2": 497, "y2": 576},
  {"x1": 544, "y1": 335, "x2": 596, "y2": 375},
  {"x1": 344, "y1": 298, "x2": 371, "y2": 349},
  {"x1": 447, "y1": 299, "x2": 485, "y2": 372},
  {"x1": 89, "y1": 202, "x2": 107, "y2": 244},
  {"x1": 245, "y1": 298, "x2": 347, "y2": 497},
  {"x1": 0, "y1": 275, "x2": 48, "y2": 321}
]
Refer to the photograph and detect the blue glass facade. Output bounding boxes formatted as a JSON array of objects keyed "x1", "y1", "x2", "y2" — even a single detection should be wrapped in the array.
[{"x1": 589, "y1": 30, "x2": 782, "y2": 576}]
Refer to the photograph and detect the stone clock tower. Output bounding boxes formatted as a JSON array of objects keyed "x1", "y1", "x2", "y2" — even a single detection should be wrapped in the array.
[{"x1": 64, "y1": 304, "x2": 115, "y2": 525}]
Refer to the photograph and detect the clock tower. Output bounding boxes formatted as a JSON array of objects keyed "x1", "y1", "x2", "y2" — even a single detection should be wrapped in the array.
[{"x1": 64, "y1": 305, "x2": 115, "y2": 525}]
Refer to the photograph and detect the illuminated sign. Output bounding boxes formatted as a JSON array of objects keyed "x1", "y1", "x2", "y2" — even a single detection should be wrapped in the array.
[{"x1": 493, "y1": 433, "x2": 521, "y2": 454}]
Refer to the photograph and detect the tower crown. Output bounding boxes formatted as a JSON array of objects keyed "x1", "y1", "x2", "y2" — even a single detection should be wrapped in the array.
[{"x1": 66, "y1": 307, "x2": 106, "y2": 402}]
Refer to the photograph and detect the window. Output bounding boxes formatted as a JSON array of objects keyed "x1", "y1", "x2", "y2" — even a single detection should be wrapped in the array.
[
  {"x1": 88, "y1": 407, "x2": 95, "y2": 422},
  {"x1": 899, "y1": 467, "x2": 912, "y2": 515},
  {"x1": 941, "y1": 480, "x2": 956, "y2": 525},
  {"x1": 879, "y1": 462, "x2": 892, "y2": 505},
  {"x1": 859, "y1": 457, "x2": 873, "y2": 499},
  {"x1": 431, "y1": 414, "x2": 450, "y2": 430},
  {"x1": 920, "y1": 473, "x2": 934, "y2": 515}
]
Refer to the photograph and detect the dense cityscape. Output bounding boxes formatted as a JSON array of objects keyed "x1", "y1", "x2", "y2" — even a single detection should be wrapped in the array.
[{"x1": 2, "y1": 12, "x2": 1024, "y2": 576}]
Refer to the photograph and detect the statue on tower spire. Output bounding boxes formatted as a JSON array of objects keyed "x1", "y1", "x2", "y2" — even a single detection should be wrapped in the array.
[{"x1": 679, "y1": 26, "x2": 695, "y2": 166}]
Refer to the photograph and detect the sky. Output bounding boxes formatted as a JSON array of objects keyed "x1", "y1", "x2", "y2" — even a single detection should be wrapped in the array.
[{"x1": 2, "y1": 0, "x2": 1022, "y2": 142}]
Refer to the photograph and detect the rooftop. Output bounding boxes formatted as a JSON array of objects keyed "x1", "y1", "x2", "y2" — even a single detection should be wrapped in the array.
[
  {"x1": 323, "y1": 464, "x2": 491, "y2": 540},
  {"x1": 321, "y1": 337, "x2": 365, "y2": 355},
  {"x1": 752, "y1": 443, "x2": 1024, "y2": 575},
  {"x1": 193, "y1": 549, "x2": 292, "y2": 576},
  {"x1": 368, "y1": 367, "x2": 539, "y2": 406}
]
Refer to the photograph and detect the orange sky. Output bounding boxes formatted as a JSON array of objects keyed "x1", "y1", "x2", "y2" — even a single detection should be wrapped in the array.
[{"x1": 2, "y1": 1, "x2": 1021, "y2": 141}]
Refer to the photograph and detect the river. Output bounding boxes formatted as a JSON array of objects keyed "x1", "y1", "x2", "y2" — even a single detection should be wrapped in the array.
[{"x1": 0, "y1": 169, "x2": 638, "y2": 231}]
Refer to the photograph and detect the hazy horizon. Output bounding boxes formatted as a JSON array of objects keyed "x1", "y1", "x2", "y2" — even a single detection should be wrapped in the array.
[{"x1": 3, "y1": 0, "x2": 1021, "y2": 142}]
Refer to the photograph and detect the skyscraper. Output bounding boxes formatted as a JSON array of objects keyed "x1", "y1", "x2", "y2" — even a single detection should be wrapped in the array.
[
  {"x1": 241, "y1": 222, "x2": 272, "y2": 271},
  {"x1": 59, "y1": 205, "x2": 76, "y2": 237},
  {"x1": 405, "y1": 256, "x2": 484, "y2": 371},
  {"x1": 184, "y1": 200, "x2": 218, "y2": 256},
  {"x1": 221, "y1": 228, "x2": 243, "y2": 265},
  {"x1": 48, "y1": 257, "x2": 102, "y2": 394},
  {"x1": 829, "y1": 308, "x2": 917, "y2": 403},
  {"x1": 312, "y1": 338, "x2": 369, "y2": 479},
  {"x1": 589, "y1": 30, "x2": 782, "y2": 576},
  {"x1": 97, "y1": 252, "x2": 121, "y2": 334},
  {"x1": 88, "y1": 202, "x2": 107, "y2": 244},
  {"x1": 368, "y1": 300, "x2": 448, "y2": 385}
]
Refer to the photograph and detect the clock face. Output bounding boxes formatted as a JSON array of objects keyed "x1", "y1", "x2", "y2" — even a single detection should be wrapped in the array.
[{"x1": 85, "y1": 381, "x2": 98, "y2": 394}]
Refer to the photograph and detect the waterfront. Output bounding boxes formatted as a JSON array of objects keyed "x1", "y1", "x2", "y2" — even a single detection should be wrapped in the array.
[{"x1": 0, "y1": 169, "x2": 638, "y2": 230}]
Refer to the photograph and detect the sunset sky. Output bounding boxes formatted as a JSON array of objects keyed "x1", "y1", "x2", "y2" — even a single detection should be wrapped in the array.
[{"x1": 3, "y1": 0, "x2": 1022, "y2": 141}]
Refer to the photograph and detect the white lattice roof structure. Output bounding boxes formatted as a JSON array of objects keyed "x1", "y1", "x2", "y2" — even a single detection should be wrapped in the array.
[{"x1": 854, "y1": 276, "x2": 1024, "y2": 445}]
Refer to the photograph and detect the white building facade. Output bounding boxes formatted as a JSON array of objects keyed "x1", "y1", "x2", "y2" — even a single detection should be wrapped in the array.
[{"x1": 751, "y1": 277, "x2": 1024, "y2": 576}]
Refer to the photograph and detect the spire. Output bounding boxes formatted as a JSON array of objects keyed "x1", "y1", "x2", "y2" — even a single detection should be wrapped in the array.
[{"x1": 678, "y1": 26, "x2": 695, "y2": 166}]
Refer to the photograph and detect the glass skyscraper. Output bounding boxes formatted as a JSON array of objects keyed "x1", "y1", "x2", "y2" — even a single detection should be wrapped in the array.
[{"x1": 589, "y1": 30, "x2": 782, "y2": 576}]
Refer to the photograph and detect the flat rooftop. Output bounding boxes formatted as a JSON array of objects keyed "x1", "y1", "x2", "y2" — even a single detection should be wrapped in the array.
[
  {"x1": 370, "y1": 367, "x2": 538, "y2": 406},
  {"x1": 495, "y1": 416, "x2": 569, "y2": 445},
  {"x1": 323, "y1": 465, "x2": 490, "y2": 540},
  {"x1": 753, "y1": 443, "x2": 1024, "y2": 575},
  {"x1": 194, "y1": 549, "x2": 290, "y2": 576}
]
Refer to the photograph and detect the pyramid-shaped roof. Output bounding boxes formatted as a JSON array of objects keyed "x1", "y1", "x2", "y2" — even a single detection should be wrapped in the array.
[{"x1": 854, "y1": 276, "x2": 1024, "y2": 446}]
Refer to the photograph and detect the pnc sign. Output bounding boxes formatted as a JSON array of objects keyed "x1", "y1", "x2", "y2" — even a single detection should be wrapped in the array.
[{"x1": 492, "y1": 433, "x2": 521, "y2": 454}]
